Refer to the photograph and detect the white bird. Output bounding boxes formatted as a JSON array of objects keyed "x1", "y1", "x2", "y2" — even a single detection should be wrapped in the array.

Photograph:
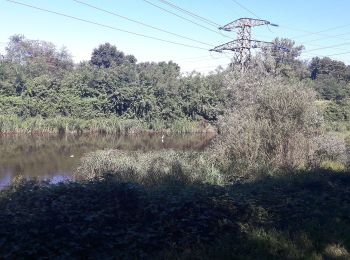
[
  {"x1": 161, "y1": 134, "x2": 165, "y2": 143},
  {"x1": 69, "y1": 155, "x2": 74, "y2": 158}
]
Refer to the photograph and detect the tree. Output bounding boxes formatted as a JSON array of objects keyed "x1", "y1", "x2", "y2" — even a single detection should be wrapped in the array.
[
  {"x1": 125, "y1": 54, "x2": 137, "y2": 64},
  {"x1": 137, "y1": 61, "x2": 180, "y2": 86},
  {"x1": 309, "y1": 57, "x2": 347, "y2": 80},
  {"x1": 211, "y1": 61, "x2": 321, "y2": 179},
  {"x1": 90, "y1": 43, "x2": 136, "y2": 68},
  {"x1": 0, "y1": 60, "x2": 26, "y2": 96},
  {"x1": 261, "y1": 38, "x2": 307, "y2": 78},
  {"x1": 313, "y1": 75, "x2": 350, "y2": 100},
  {"x1": 5, "y1": 34, "x2": 73, "y2": 77}
]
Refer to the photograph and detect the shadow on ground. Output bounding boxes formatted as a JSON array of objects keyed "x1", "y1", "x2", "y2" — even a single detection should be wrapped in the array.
[{"x1": 0, "y1": 169, "x2": 349, "y2": 259}]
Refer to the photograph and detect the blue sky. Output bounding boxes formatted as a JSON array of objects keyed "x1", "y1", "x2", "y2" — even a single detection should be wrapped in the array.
[{"x1": 1, "y1": 0, "x2": 350, "y2": 73}]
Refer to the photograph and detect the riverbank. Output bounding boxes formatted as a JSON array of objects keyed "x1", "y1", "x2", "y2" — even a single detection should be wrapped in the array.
[
  {"x1": 0, "y1": 168, "x2": 349, "y2": 259},
  {"x1": 0, "y1": 134, "x2": 216, "y2": 187},
  {"x1": 0, "y1": 115, "x2": 217, "y2": 135}
]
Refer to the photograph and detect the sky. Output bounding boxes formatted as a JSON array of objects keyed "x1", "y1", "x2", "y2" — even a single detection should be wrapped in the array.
[{"x1": 1, "y1": 0, "x2": 350, "y2": 73}]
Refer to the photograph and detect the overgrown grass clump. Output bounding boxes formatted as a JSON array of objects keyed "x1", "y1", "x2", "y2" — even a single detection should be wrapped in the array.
[
  {"x1": 0, "y1": 115, "x2": 148, "y2": 134},
  {"x1": 74, "y1": 149, "x2": 223, "y2": 185},
  {"x1": 0, "y1": 115, "x2": 214, "y2": 135}
]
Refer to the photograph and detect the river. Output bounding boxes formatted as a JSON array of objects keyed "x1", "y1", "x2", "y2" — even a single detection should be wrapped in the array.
[{"x1": 0, "y1": 133, "x2": 215, "y2": 187}]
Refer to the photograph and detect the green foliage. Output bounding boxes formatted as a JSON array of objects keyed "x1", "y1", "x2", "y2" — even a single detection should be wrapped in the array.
[
  {"x1": 1, "y1": 33, "x2": 350, "y2": 259},
  {"x1": 261, "y1": 37, "x2": 308, "y2": 79},
  {"x1": 0, "y1": 168, "x2": 349, "y2": 258},
  {"x1": 324, "y1": 99, "x2": 350, "y2": 122},
  {"x1": 313, "y1": 75, "x2": 350, "y2": 100},
  {"x1": 74, "y1": 149, "x2": 222, "y2": 185},
  {"x1": 5, "y1": 34, "x2": 73, "y2": 77},
  {"x1": 1, "y1": 34, "x2": 350, "y2": 132},
  {"x1": 90, "y1": 42, "x2": 136, "y2": 68},
  {"x1": 0, "y1": 60, "x2": 26, "y2": 96},
  {"x1": 309, "y1": 57, "x2": 350, "y2": 101},
  {"x1": 310, "y1": 57, "x2": 348, "y2": 81},
  {"x1": 319, "y1": 160, "x2": 346, "y2": 172},
  {"x1": 0, "y1": 115, "x2": 212, "y2": 135},
  {"x1": 0, "y1": 36, "x2": 227, "y2": 131},
  {"x1": 211, "y1": 63, "x2": 322, "y2": 180},
  {"x1": 0, "y1": 158, "x2": 228, "y2": 259}
]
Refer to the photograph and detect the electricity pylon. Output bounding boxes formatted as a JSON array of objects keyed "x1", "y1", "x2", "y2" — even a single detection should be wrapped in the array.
[{"x1": 210, "y1": 18, "x2": 278, "y2": 69}]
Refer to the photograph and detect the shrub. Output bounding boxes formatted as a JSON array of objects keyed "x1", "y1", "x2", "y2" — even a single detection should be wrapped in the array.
[
  {"x1": 313, "y1": 133, "x2": 348, "y2": 169},
  {"x1": 319, "y1": 160, "x2": 346, "y2": 172},
  {"x1": 211, "y1": 63, "x2": 323, "y2": 181},
  {"x1": 324, "y1": 99, "x2": 350, "y2": 121}
]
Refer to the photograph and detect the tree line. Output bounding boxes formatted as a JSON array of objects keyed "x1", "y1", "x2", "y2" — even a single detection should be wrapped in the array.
[
  {"x1": 0, "y1": 35, "x2": 226, "y2": 122},
  {"x1": 0, "y1": 35, "x2": 349, "y2": 124}
]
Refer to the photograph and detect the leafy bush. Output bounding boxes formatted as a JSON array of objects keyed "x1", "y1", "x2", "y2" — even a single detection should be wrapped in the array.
[
  {"x1": 211, "y1": 63, "x2": 322, "y2": 181},
  {"x1": 313, "y1": 75, "x2": 350, "y2": 100},
  {"x1": 324, "y1": 98, "x2": 350, "y2": 120},
  {"x1": 0, "y1": 177, "x2": 240, "y2": 258},
  {"x1": 313, "y1": 133, "x2": 348, "y2": 169},
  {"x1": 0, "y1": 169, "x2": 349, "y2": 258}
]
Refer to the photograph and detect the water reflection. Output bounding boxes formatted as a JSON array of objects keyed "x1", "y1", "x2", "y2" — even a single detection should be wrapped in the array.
[{"x1": 0, "y1": 133, "x2": 214, "y2": 186}]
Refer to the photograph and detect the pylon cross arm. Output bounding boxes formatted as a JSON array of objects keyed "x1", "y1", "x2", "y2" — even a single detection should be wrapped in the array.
[
  {"x1": 250, "y1": 40, "x2": 274, "y2": 49},
  {"x1": 209, "y1": 40, "x2": 241, "y2": 52},
  {"x1": 219, "y1": 18, "x2": 273, "y2": 31},
  {"x1": 210, "y1": 17, "x2": 280, "y2": 69}
]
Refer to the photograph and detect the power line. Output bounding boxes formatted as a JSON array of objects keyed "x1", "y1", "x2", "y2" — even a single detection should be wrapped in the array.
[
  {"x1": 280, "y1": 24, "x2": 350, "y2": 42},
  {"x1": 305, "y1": 44, "x2": 349, "y2": 53},
  {"x1": 271, "y1": 21, "x2": 350, "y2": 56},
  {"x1": 253, "y1": 22, "x2": 350, "y2": 53},
  {"x1": 175, "y1": 52, "x2": 231, "y2": 61},
  {"x1": 285, "y1": 23, "x2": 350, "y2": 41},
  {"x1": 8, "y1": 0, "x2": 350, "y2": 66},
  {"x1": 157, "y1": 0, "x2": 220, "y2": 27},
  {"x1": 230, "y1": 0, "x2": 261, "y2": 19},
  {"x1": 192, "y1": 63, "x2": 230, "y2": 70},
  {"x1": 71, "y1": 0, "x2": 214, "y2": 47},
  {"x1": 175, "y1": 55, "x2": 213, "y2": 61},
  {"x1": 295, "y1": 38, "x2": 350, "y2": 53},
  {"x1": 302, "y1": 31, "x2": 350, "y2": 44},
  {"x1": 302, "y1": 50, "x2": 350, "y2": 60},
  {"x1": 142, "y1": 0, "x2": 233, "y2": 39},
  {"x1": 228, "y1": 0, "x2": 280, "y2": 36},
  {"x1": 304, "y1": 41, "x2": 350, "y2": 54},
  {"x1": 328, "y1": 50, "x2": 350, "y2": 58},
  {"x1": 228, "y1": 1, "x2": 350, "y2": 44},
  {"x1": 218, "y1": 0, "x2": 242, "y2": 19},
  {"x1": 5, "y1": 0, "x2": 210, "y2": 51},
  {"x1": 178, "y1": 56, "x2": 231, "y2": 63},
  {"x1": 227, "y1": 0, "x2": 350, "y2": 49},
  {"x1": 193, "y1": 63, "x2": 230, "y2": 71},
  {"x1": 258, "y1": 26, "x2": 350, "y2": 53}
]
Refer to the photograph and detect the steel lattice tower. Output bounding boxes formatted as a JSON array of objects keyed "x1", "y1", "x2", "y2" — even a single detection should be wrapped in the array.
[{"x1": 210, "y1": 18, "x2": 278, "y2": 68}]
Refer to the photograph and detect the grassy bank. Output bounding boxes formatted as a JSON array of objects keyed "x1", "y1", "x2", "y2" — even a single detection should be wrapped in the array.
[
  {"x1": 74, "y1": 150, "x2": 222, "y2": 184},
  {"x1": 0, "y1": 115, "x2": 216, "y2": 135},
  {"x1": 0, "y1": 168, "x2": 349, "y2": 259}
]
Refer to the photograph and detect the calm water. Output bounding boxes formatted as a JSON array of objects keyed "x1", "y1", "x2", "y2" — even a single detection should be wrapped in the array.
[{"x1": 0, "y1": 134, "x2": 214, "y2": 186}]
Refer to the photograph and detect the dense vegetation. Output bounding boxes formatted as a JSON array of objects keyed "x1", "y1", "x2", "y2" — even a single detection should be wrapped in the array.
[
  {"x1": 1, "y1": 169, "x2": 349, "y2": 259},
  {"x1": 1, "y1": 35, "x2": 349, "y2": 134},
  {"x1": 0, "y1": 35, "x2": 349, "y2": 258},
  {"x1": 0, "y1": 35, "x2": 226, "y2": 133}
]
